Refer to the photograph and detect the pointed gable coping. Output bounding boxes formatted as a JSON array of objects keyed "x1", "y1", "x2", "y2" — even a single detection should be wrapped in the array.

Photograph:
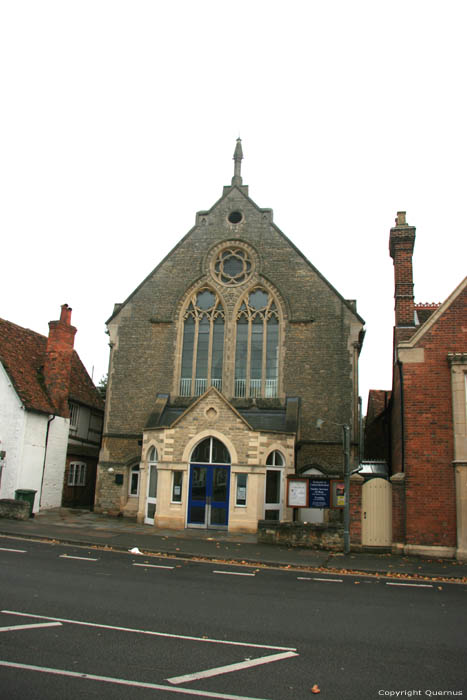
[
  {"x1": 170, "y1": 386, "x2": 253, "y2": 430},
  {"x1": 106, "y1": 182, "x2": 364, "y2": 326},
  {"x1": 398, "y1": 276, "x2": 467, "y2": 349}
]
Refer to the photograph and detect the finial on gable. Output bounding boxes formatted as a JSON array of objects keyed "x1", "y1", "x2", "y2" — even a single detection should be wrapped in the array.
[{"x1": 232, "y1": 138, "x2": 243, "y2": 186}]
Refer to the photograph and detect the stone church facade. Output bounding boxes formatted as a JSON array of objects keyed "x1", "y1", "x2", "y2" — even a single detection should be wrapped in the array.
[{"x1": 94, "y1": 141, "x2": 364, "y2": 532}]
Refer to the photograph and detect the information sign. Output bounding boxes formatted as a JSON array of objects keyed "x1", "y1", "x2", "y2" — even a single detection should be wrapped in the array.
[
  {"x1": 287, "y1": 478, "x2": 309, "y2": 507},
  {"x1": 309, "y1": 480, "x2": 330, "y2": 508}
]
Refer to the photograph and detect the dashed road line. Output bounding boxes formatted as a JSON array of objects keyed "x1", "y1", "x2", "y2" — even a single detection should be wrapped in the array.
[
  {"x1": 0, "y1": 547, "x2": 26, "y2": 553},
  {"x1": 167, "y1": 651, "x2": 298, "y2": 685},
  {"x1": 297, "y1": 577, "x2": 343, "y2": 583},
  {"x1": 133, "y1": 563, "x2": 174, "y2": 570},
  {"x1": 59, "y1": 554, "x2": 99, "y2": 561},
  {"x1": 213, "y1": 570, "x2": 255, "y2": 577},
  {"x1": 386, "y1": 582, "x2": 433, "y2": 588}
]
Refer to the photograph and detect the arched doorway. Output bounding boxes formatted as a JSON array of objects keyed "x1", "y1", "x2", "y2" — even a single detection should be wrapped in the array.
[{"x1": 187, "y1": 437, "x2": 231, "y2": 529}]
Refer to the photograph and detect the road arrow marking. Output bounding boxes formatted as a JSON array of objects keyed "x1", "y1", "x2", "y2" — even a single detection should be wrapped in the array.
[
  {"x1": 167, "y1": 651, "x2": 298, "y2": 685},
  {"x1": 0, "y1": 622, "x2": 62, "y2": 633}
]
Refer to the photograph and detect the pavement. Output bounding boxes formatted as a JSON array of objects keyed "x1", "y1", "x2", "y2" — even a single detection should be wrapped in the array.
[{"x1": 1, "y1": 508, "x2": 467, "y2": 582}]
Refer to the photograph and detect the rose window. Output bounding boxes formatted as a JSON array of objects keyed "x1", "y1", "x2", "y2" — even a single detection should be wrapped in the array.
[{"x1": 214, "y1": 248, "x2": 252, "y2": 286}]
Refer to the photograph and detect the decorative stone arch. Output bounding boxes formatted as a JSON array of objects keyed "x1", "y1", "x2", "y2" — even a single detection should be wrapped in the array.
[{"x1": 181, "y1": 428, "x2": 239, "y2": 466}]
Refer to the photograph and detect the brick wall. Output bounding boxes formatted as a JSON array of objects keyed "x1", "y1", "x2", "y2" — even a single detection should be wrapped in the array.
[
  {"x1": 349, "y1": 474, "x2": 363, "y2": 545},
  {"x1": 395, "y1": 288, "x2": 467, "y2": 547}
]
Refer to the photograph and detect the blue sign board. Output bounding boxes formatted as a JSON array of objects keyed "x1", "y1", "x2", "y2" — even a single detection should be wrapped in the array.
[{"x1": 309, "y1": 480, "x2": 330, "y2": 508}]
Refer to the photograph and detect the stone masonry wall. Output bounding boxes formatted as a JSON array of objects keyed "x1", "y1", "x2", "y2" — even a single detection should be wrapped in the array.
[{"x1": 96, "y1": 182, "x2": 362, "y2": 513}]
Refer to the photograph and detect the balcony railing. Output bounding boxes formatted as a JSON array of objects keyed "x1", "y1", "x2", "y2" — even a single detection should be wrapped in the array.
[
  {"x1": 234, "y1": 378, "x2": 278, "y2": 398},
  {"x1": 182, "y1": 377, "x2": 277, "y2": 398},
  {"x1": 180, "y1": 378, "x2": 192, "y2": 396},
  {"x1": 265, "y1": 379, "x2": 278, "y2": 398},
  {"x1": 180, "y1": 378, "x2": 222, "y2": 396}
]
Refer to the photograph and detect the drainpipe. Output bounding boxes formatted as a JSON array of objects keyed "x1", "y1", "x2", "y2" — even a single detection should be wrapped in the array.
[
  {"x1": 397, "y1": 360, "x2": 405, "y2": 473},
  {"x1": 39, "y1": 414, "x2": 55, "y2": 509}
]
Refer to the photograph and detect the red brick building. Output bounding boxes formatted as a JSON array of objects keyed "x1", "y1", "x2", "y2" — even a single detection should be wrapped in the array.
[{"x1": 389, "y1": 212, "x2": 467, "y2": 561}]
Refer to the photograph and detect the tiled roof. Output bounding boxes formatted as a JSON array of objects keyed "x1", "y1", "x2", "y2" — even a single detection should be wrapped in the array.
[
  {"x1": 0, "y1": 317, "x2": 103, "y2": 415},
  {"x1": 366, "y1": 389, "x2": 391, "y2": 422}
]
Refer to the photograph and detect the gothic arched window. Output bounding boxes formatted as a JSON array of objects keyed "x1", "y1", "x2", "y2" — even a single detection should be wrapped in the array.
[
  {"x1": 234, "y1": 287, "x2": 279, "y2": 398},
  {"x1": 180, "y1": 288, "x2": 225, "y2": 396}
]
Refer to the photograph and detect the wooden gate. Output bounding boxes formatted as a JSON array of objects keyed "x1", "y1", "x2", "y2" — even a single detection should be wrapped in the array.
[{"x1": 362, "y1": 478, "x2": 392, "y2": 546}]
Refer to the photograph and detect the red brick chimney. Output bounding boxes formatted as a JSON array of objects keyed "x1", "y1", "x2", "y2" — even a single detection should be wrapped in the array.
[
  {"x1": 43, "y1": 304, "x2": 77, "y2": 416},
  {"x1": 389, "y1": 211, "x2": 416, "y2": 327}
]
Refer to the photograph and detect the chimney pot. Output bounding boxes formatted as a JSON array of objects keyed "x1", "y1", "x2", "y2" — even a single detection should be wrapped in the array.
[{"x1": 396, "y1": 211, "x2": 407, "y2": 226}]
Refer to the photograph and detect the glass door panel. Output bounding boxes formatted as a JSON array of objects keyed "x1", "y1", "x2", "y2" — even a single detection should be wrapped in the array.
[
  {"x1": 188, "y1": 466, "x2": 208, "y2": 525},
  {"x1": 144, "y1": 464, "x2": 158, "y2": 525},
  {"x1": 188, "y1": 465, "x2": 230, "y2": 529},
  {"x1": 210, "y1": 466, "x2": 229, "y2": 527},
  {"x1": 264, "y1": 469, "x2": 282, "y2": 521}
]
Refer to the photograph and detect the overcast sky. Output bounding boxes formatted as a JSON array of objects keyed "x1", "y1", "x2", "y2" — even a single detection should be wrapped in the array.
[{"x1": 1, "y1": 1, "x2": 466, "y2": 410}]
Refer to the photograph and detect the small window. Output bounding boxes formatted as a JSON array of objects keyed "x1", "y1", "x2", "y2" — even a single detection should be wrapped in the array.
[
  {"x1": 266, "y1": 450, "x2": 284, "y2": 466},
  {"x1": 68, "y1": 462, "x2": 86, "y2": 486},
  {"x1": 69, "y1": 403, "x2": 79, "y2": 430},
  {"x1": 129, "y1": 465, "x2": 140, "y2": 496},
  {"x1": 172, "y1": 471, "x2": 183, "y2": 503},
  {"x1": 236, "y1": 474, "x2": 247, "y2": 506},
  {"x1": 228, "y1": 210, "x2": 243, "y2": 224}
]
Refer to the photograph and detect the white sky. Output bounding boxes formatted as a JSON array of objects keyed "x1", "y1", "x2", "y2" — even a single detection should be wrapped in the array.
[{"x1": 1, "y1": 1, "x2": 466, "y2": 411}]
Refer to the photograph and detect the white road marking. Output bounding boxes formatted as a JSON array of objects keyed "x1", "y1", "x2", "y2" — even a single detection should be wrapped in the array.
[
  {"x1": 59, "y1": 554, "x2": 99, "y2": 561},
  {"x1": 167, "y1": 650, "x2": 298, "y2": 685},
  {"x1": 0, "y1": 547, "x2": 26, "y2": 553},
  {"x1": 0, "y1": 660, "x2": 271, "y2": 700},
  {"x1": 1, "y1": 611, "x2": 296, "y2": 652},
  {"x1": 213, "y1": 570, "x2": 255, "y2": 577},
  {"x1": 133, "y1": 563, "x2": 174, "y2": 570},
  {"x1": 297, "y1": 577, "x2": 343, "y2": 583},
  {"x1": 386, "y1": 582, "x2": 433, "y2": 588},
  {"x1": 0, "y1": 622, "x2": 62, "y2": 633}
]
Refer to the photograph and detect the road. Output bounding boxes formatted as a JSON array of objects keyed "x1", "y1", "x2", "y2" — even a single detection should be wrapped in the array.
[{"x1": 0, "y1": 536, "x2": 466, "y2": 699}]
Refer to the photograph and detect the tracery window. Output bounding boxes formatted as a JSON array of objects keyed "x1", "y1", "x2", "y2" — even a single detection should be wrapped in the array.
[
  {"x1": 234, "y1": 288, "x2": 279, "y2": 398},
  {"x1": 180, "y1": 288, "x2": 225, "y2": 396},
  {"x1": 213, "y1": 247, "x2": 252, "y2": 286}
]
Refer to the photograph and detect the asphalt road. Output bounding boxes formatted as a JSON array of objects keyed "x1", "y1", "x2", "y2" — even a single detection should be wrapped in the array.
[{"x1": 0, "y1": 536, "x2": 466, "y2": 700}]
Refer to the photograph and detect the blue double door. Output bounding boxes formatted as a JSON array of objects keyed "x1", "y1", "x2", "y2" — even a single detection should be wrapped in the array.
[{"x1": 188, "y1": 464, "x2": 230, "y2": 529}]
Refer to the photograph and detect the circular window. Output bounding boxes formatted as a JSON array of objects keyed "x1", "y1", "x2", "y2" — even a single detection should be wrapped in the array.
[
  {"x1": 214, "y1": 248, "x2": 252, "y2": 286},
  {"x1": 228, "y1": 211, "x2": 243, "y2": 224}
]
